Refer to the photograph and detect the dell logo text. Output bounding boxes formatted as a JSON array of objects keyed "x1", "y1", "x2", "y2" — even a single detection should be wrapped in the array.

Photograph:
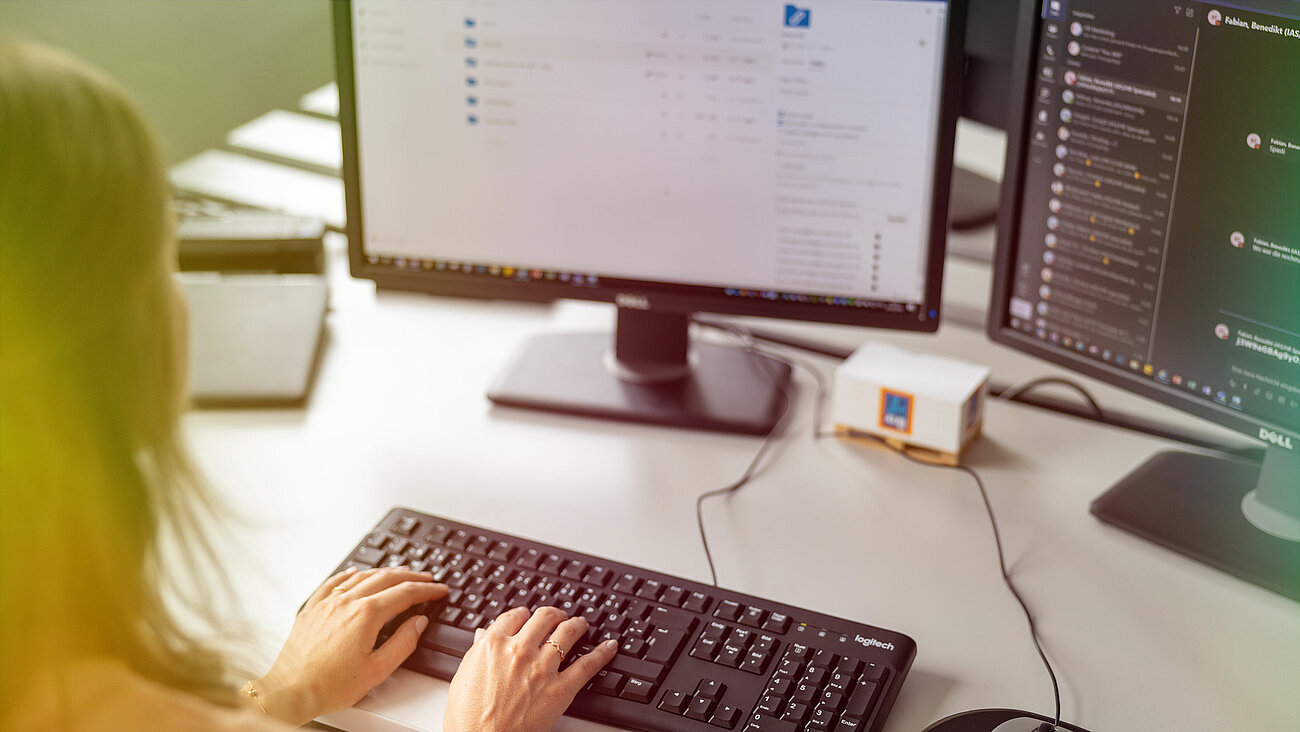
[
  {"x1": 615, "y1": 293, "x2": 651, "y2": 310},
  {"x1": 1259, "y1": 427, "x2": 1295, "y2": 451}
]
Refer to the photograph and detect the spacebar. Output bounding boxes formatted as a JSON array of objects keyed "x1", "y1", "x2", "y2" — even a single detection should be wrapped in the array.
[{"x1": 419, "y1": 623, "x2": 476, "y2": 656}]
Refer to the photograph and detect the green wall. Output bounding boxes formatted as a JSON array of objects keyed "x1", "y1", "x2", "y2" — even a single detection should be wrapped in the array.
[{"x1": 1, "y1": 0, "x2": 334, "y2": 165}]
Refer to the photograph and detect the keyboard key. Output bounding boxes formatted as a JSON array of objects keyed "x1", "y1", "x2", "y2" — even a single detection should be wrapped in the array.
[
  {"x1": 695, "y1": 678, "x2": 726, "y2": 699},
  {"x1": 446, "y1": 530, "x2": 471, "y2": 550},
  {"x1": 683, "y1": 591, "x2": 712, "y2": 613},
  {"x1": 561, "y1": 559, "x2": 587, "y2": 580},
  {"x1": 590, "y1": 669, "x2": 623, "y2": 696},
  {"x1": 647, "y1": 605, "x2": 697, "y2": 631},
  {"x1": 583, "y1": 565, "x2": 613, "y2": 587},
  {"x1": 844, "y1": 680, "x2": 878, "y2": 719},
  {"x1": 518, "y1": 548, "x2": 543, "y2": 569},
  {"x1": 741, "y1": 605, "x2": 766, "y2": 628},
  {"x1": 807, "y1": 706, "x2": 836, "y2": 728},
  {"x1": 715, "y1": 599, "x2": 742, "y2": 621},
  {"x1": 620, "y1": 677, "x2": 655, "y2": 703},
  {"x1": 607, "y1": 653, "x2": 667, "y2": 682},
  {"x1": 658, "y1": 689, "x2": 689, "y2": 714},
  {"x1": 703, "y1": 621, "x2": 729, "y2": 641},
  {"x1": 739, "y1": 650, "x2": 770, "y2": 675},
  {"x1": 487, "y1": 540, "x2": 515, "y2": 562},
  {"x1": 782, "y1": 701, "x2": 811, "y2": 724},
  {"x1": 710, "y1": 704, "x2": 741, "y2": 728},
  {"x1": 636, "y1": 579, "x2": 663, "y2": 600},
  {"x1": 352, "y1": 546, "x2": 384, "y2": 566},
  {"x1": 792, "y1": 682, "x2": 818, "y2": 704},
  {"x1": 644, "y1": 628, "x2": 687, "y2": 664},
  {"x1": 715, "y1": 643, "x2": 744, "y2": 668},
  {"x1": 539, "y1": 554, "x2": 564, "y2": 574},
  {"x1": 394, "y1": 516, "x2": 420, "y2": 536},
  {"x1": 834, "y1": 716, "x2": 865, "y2": 731},
  {"x1": 364, "y1": 534, "x2": 387, "y2": 550},
  {"x1": 660, "y1": 584, "x2": 686, "y2": 606},
  {"x1": 611, "y1": 573, "x2": 640, "y2": 594},
  {"x1": 685, "y1": 694, "x2": 716, "y2": 721},
  {"x1": 690, "y1": 636, "x2": 719, "y2": 661},
  {"x1": 747, "y1": 713, "x2": 798, "y2": 732},
  {"x1": 419, "y1": 622, "x2": 475, "y2": 656},
  {"x1": 762, "y1": 612, "x2": 791, "y2": 633},
  {"x1": 436, "y1": 605, "x2": 461, "y2": 625},
  {"x1": 424, "y1": 524, "x2": 451, "y2": 544}
]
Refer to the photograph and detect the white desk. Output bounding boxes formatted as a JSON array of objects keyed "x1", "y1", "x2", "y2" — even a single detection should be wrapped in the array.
[{"x1": 182, "y1": 233, "x2": 1300, "y2": 731}]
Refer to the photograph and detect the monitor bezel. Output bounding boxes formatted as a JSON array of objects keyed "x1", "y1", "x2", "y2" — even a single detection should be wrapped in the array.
[
  {"x1": 986, "y1": 0, "x2": 1299, "y2": 446},
  {"x1": 333, "y1": 0, "x2": 966, "y2": 332}
]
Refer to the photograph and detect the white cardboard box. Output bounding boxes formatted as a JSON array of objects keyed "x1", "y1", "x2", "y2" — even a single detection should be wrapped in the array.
[{"x1": 831, "y1": 341, "x2": 990, "y2": 457}]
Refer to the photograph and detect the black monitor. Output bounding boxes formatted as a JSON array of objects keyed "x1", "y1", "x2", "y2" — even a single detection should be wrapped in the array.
[
  {"x1": 335, "y1": 0, "x2": 965, "y2": 435},
  {"x1": 990, "y1": 0, "x2": 1300, "y2": 599}
]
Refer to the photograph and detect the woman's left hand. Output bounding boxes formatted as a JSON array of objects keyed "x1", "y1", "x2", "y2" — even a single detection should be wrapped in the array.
[{"x1": 252, "y1": 566, "x2": 448, "y2": 726}]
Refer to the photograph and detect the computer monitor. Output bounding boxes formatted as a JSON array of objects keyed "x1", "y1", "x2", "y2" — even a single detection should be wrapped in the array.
[
  {"x1": 989, "y1": 0, "x2": 1300, "y2": 599},
  {"x1": 335, "y1": 0, "x2": 965, "y2": 435}
]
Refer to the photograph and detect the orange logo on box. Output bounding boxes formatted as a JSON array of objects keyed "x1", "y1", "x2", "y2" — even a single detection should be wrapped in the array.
[{"x1": 879, "y1": 388, "x2": 914, "y2": 435}]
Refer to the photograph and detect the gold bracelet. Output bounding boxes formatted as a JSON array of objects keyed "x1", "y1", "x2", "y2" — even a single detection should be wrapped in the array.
[{"x1": 242, "y1": 680, "x2": 269, "y2": 715}]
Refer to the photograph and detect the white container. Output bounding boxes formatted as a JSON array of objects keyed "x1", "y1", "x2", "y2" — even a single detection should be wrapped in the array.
[{"x1": 831, "y1": 341, "x2": 989, "y2": 457}]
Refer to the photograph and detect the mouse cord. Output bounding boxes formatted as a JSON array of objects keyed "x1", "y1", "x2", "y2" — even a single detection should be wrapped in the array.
[{"x1": 837, "y1": 427, "x2": 1064, "y2": 732}]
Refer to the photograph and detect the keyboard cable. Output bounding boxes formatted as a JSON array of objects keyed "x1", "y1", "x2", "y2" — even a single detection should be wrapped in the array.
[{"x1": 696, "y1": 321, "x2": 1064, "y2": 731}]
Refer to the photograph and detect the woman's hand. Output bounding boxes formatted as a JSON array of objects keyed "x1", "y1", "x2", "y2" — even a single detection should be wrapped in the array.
[
  {"x1": 254, "y1": 566, "x2": 448, "y2": 726},
  {"x1": 444, "y1": 606, "x2": 618, "y2": 732}
]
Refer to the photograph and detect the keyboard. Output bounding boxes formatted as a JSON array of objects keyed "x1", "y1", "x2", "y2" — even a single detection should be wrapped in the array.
[{"x1": 330, "y1": 508, "x2": 916, "y2": 732}]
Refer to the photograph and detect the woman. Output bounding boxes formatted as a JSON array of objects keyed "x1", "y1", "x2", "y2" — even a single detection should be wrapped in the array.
[{"x1": 0, "y1": 40, "x2": 615, "y2": 731}]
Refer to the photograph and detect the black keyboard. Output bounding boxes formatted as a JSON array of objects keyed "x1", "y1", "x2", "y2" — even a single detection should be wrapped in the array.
[{"x1": 329, "y1": 508, "x2": 916, "y2": 732}]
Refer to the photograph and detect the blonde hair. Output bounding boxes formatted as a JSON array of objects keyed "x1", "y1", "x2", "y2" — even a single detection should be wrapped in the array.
[{"x1": 0, "y1": 39, "x2": 236, "y2": 720}]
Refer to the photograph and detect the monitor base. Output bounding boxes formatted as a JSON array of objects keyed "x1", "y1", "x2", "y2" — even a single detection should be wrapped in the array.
[
  {"x1": 1090, "y1": 450, "x2": 1300, "y2": 602},
  {"x1": 487, "y1": 332, "x2": 791, "y2": 435}
]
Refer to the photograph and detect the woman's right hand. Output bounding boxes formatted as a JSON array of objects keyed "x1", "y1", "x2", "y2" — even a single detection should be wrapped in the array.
[{"x1": 443, "y1": 606, "x2": 618, "y2": 732}]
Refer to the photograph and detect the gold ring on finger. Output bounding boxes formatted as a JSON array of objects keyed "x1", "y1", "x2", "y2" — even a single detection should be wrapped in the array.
[{"x1": 544, "y1": 639, "x2": 565, "y2": 660}]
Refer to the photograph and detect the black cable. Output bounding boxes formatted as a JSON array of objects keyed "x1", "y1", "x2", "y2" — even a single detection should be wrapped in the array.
[
  {"x1": 836, "y1": 428, "x2": 1064, "y2": 732},
  {"x1": 997, "y1": 376, "x2": 1105, "y2": 419},
  {"x1": 692, "y1": 329, "x2": 800, "y2": 587}
]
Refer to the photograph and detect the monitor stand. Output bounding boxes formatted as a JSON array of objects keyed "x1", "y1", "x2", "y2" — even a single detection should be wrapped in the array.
[
  {"x1": 1090, "y1": 445, "x2": 1300, "y2": 602},
  {"x1": 486, "y1": 308, "x2": 791, "y2": 435}
]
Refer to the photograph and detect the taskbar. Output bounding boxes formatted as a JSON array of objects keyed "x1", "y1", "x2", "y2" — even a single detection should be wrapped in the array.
[{"x1": 365, "y1": 254, "x2": 923, "y2": 314}]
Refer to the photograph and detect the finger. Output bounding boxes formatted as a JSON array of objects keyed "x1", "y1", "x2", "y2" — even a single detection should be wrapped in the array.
[
  {"x1": 559, "y1": 639, "x2": 618, "y2": 694},
  {"x1": 347, "y1": 567, "x2": 434, "y2": 598},
  {"x1": 545, "y1": 617, "x2": 589, "y2": 660},
  {"x1": 364, "y1": 580, "x2": 449, "y2": 623},
  {"x1": 515, "y1": 606, "x2": 569, "y2": 647},
  {"x1": 371, "y1": 613, "x2": 431, "y2": 681},
  {"x1": 305, "y1": 566, "x2": 358, "y2": 607},
  {"x1": 485, "y1": 606, "x2": 529, "y2": 637},
  {"x1": 333, "y1": 566, "x2": 385, "y2": 594}
]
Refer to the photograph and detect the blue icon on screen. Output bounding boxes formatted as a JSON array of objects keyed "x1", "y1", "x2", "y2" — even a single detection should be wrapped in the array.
[
  {"x1": 784, "y1": 4, "x2": 811, "y2": 28},
  {"x1": 467, "y1": 115, "x2": 479, "y2": 125},
  {"x1": 465, "y1": 57, "x2": 477, "y2": 68},
  {"x1": 466, "y1": 95, "x2": 478, "y2": 105},
  {"x1": 466, "y1": 76, "x2": 477, "y2": 86},
  {"x1": 464, "y1": 17, "x2": 475, "y2": 28},
  {"x1": 465, "y1": 37, "x2": 477, "y2": 48}
]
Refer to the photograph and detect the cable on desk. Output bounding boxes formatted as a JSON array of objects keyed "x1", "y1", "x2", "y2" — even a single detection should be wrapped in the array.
[
  {"x1": 692, "y1": 333, "x2": 795, "y2": 587},
  {"x1": 836, "y1": 427, "x2": 1064, "y2": 732},
  {"x1": 694, "y1": 324, "x2": 1066, "y2": 729},
  {"x1": 996, "y1": 376, "x2": 1105, "y2": 419}
]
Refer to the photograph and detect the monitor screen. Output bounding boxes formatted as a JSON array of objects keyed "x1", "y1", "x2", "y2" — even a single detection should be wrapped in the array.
[
  {"x1": 339, "y1": 0, "x2": 958, "y2": 329},
  {"x1": 994, "y1": 0, "x2": 1300, "y2": 443}
]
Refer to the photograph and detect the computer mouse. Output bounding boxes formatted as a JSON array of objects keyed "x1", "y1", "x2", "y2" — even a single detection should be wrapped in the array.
[{"x1": 922, "y1": 708, "x2": 1091, "y2": 732}]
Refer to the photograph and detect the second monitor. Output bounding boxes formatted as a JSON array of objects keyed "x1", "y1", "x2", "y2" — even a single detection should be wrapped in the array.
[{"x1": 336, "y1": 0, "x2": 965, "y2": 434}]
